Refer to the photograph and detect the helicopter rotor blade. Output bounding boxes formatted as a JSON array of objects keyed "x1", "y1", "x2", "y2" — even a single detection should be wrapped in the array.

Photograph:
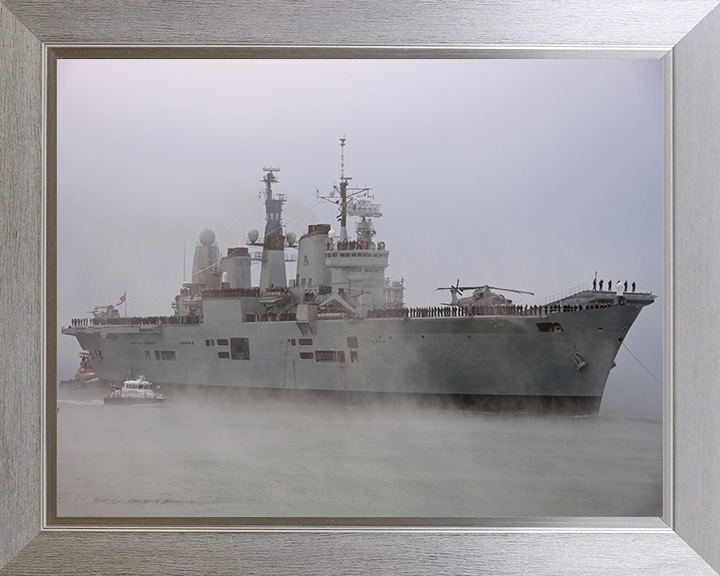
[
  {"x1": 437, "y1": 284, "x2": 534, "y2": 296},
  {"x1": 486, "y1": 286, "x2": 534, "y2": 296},
  {"x1": 436, "y1": 283, "x2": 465, "y2": 294}
]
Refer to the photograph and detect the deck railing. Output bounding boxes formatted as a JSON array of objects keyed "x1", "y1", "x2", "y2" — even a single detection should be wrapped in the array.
[
  {"x1": 69, "y1": 293, "x2": 622, "y2": 328},
  {"x1": 69, "y1": 315, "x2": 201, "y2": 327},
  {"x1": 528, "y1": 284, "x2": 591, "y2": 307}
]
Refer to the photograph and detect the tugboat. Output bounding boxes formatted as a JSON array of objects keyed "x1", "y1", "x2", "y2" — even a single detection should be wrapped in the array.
[
  {"x1": 58, "y1": 351, "x2": 98, "y2": 386},
  {"x1": 63, "y1": 139, "x2": 656, "y2": 416},
  {"x1": 104, "y1": 374, "x2": 166, "y2": 405}
]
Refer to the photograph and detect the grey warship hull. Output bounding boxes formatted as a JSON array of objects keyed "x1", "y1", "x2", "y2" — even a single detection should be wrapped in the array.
[
  {"x1": 63, "y1": 292, "x2": 652, "y2": 415},
  {"x1": 62, "y1": 145, "x2": 656, "y2": 415}
]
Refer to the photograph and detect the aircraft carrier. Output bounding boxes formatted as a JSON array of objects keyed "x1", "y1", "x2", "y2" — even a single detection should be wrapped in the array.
[{"x1": 62, "y1": 139, "x2": 655, "y2": 415}]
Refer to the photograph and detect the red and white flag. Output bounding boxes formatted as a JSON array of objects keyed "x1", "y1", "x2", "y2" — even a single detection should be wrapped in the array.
[{"x1": 115, "y1": 292, "x2": 126, "y2": 308}]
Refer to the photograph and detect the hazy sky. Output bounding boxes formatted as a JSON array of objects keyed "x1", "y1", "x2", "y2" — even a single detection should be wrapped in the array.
[{"x1": 57, "y1": 58, "x2": 663, "y2": 417}]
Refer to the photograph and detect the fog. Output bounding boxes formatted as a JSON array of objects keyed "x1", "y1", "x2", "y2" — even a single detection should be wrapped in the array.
[
  {"x1": 56, "y1": 59, "x2": 663, "y2": 419},
  {"x1": 57, "y1": 387, "x2": 661, "y2": 517}
]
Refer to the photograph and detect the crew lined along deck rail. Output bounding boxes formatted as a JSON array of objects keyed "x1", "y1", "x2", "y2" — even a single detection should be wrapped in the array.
[
  {"x1": 202, "y1": 287, "x2": 261, "y2": 299},
  {"x1": 70, "y1": 316, "x2": 201, "y2": 327},
  {"x1": 369, "y1": 302, "x2": 619, "y2": 319},
  {"x1": 69, "y1": 301, "x2": 624, "y2": 328}
]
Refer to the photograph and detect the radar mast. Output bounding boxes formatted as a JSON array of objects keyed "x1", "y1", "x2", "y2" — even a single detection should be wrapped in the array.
[
  {"x1": 257, "y1": 166, "x2": 287, "y2": 290},
  {"x1": 318, "y1": 138, "x2": 377, "y2": 242},
  {"x1": 338, "y1": 138, "x2": 349, "y2": 240}
]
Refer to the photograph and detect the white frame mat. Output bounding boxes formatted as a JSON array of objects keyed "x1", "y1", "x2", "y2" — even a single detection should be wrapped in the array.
[{"x1": 2, "y1": 1, "x2": 720, "y2": 574}]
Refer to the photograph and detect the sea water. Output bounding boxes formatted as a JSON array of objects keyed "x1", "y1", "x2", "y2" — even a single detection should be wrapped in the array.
[{"x1": 56, "y1": 384, "x2": 662, "y2": 518}]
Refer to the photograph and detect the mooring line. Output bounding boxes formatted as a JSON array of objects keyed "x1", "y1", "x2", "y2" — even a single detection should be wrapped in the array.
[{"x1": 622, "y1": 342, "x2": 663, "y2": 385}]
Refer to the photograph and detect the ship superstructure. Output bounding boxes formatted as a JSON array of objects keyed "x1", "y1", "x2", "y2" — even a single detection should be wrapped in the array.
[{"x1": 62, "y1": 140, "x2": 655, "y2": 415}]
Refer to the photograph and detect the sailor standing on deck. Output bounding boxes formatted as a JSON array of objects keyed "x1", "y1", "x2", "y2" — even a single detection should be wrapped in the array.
[{"x1": 616, "y1": 280, "x2": 626, "y2": 305}]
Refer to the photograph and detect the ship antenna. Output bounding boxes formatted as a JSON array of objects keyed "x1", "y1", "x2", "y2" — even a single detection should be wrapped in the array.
[
  {"x1": 340, "y1": 136, "x2": 346, "y2": 180},
  {"x1": 339, "y1": 137, "x2": 349, "y2": 241}
]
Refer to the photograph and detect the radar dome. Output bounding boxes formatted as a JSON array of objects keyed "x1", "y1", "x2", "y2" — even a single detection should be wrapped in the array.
[
  {"x1": 328, "y1": 229, "x2": 336, "y2": 239},
  {"x1": 248, "y1": 229, "x2": 259, "y2": 243},
  {"x1": 286, "y1": 231, "x2": 297, "y2": 245},
  {"x1": 199, "y1": 228, "x2": 215, "y2": 247}
]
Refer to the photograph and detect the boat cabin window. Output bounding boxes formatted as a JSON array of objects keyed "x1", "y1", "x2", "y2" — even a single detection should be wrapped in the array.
[
  {"x1": 347, "y1": 336, "x2": 358, "y2": 349},
  {"x1": 155, "y1": 350, "x2": 161, "y2": 361},
  {"x1": 299, "y1": 352, "x2": 314, "y2": 360},
  {"x1": 230, "y1": 338, "x2": 250, "y2": 360},
  {"x1": 218, "y1": 352, "x2": 230, "y2": 359},
  {"x1": 217, "y1": 339, "x2": 229, "y2": 346},
  {"x1": 161, "y1": 350, "x2": 176, "y2": 360},
  {"x1": 337, "y1": 351, "x2": 346, "y2": 364},
  {"x1": 145, "y1": 351, "x2": 151, "y2": 360},
  {"x1": 299, "y1": 338, "x2": 313, "y2": 346},
  {"x1": 350, "y1": 350, "x2": 359, "y2": 363}
]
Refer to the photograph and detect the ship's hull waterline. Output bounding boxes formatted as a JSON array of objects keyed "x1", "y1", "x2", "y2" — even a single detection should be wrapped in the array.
[{"x1": 66, "y1": 301, "x2": 643, "y2": 415}]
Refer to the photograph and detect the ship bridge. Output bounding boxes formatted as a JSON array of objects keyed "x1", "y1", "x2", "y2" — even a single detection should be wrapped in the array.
[{"x1": 325, "y1": 245, "x2": 389, "y2": 269}]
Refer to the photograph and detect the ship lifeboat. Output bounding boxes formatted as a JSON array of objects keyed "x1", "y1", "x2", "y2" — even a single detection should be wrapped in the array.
[{"x1": 259, "y1": 288, "x2": 291, "y2": 307}]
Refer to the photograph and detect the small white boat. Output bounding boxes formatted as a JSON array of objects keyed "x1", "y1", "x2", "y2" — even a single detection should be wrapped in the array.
[{"x1": 104, "y1": 375, "x2": 166, "y2": 404}]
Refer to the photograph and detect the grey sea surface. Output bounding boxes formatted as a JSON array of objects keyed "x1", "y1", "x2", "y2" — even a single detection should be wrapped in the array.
[{"x1": 56, "y1": 384, "x2": 662, "y2": 518}]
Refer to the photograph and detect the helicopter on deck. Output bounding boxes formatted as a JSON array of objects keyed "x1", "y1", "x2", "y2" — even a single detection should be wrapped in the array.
[{"x1": 436, "y1": 281, "x2": 534, "y2": 308}]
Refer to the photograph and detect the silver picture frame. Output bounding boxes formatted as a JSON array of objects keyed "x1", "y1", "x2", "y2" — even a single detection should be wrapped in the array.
[{"x1": 2, "y1": 1, "x2": 720, "y2": 574}]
